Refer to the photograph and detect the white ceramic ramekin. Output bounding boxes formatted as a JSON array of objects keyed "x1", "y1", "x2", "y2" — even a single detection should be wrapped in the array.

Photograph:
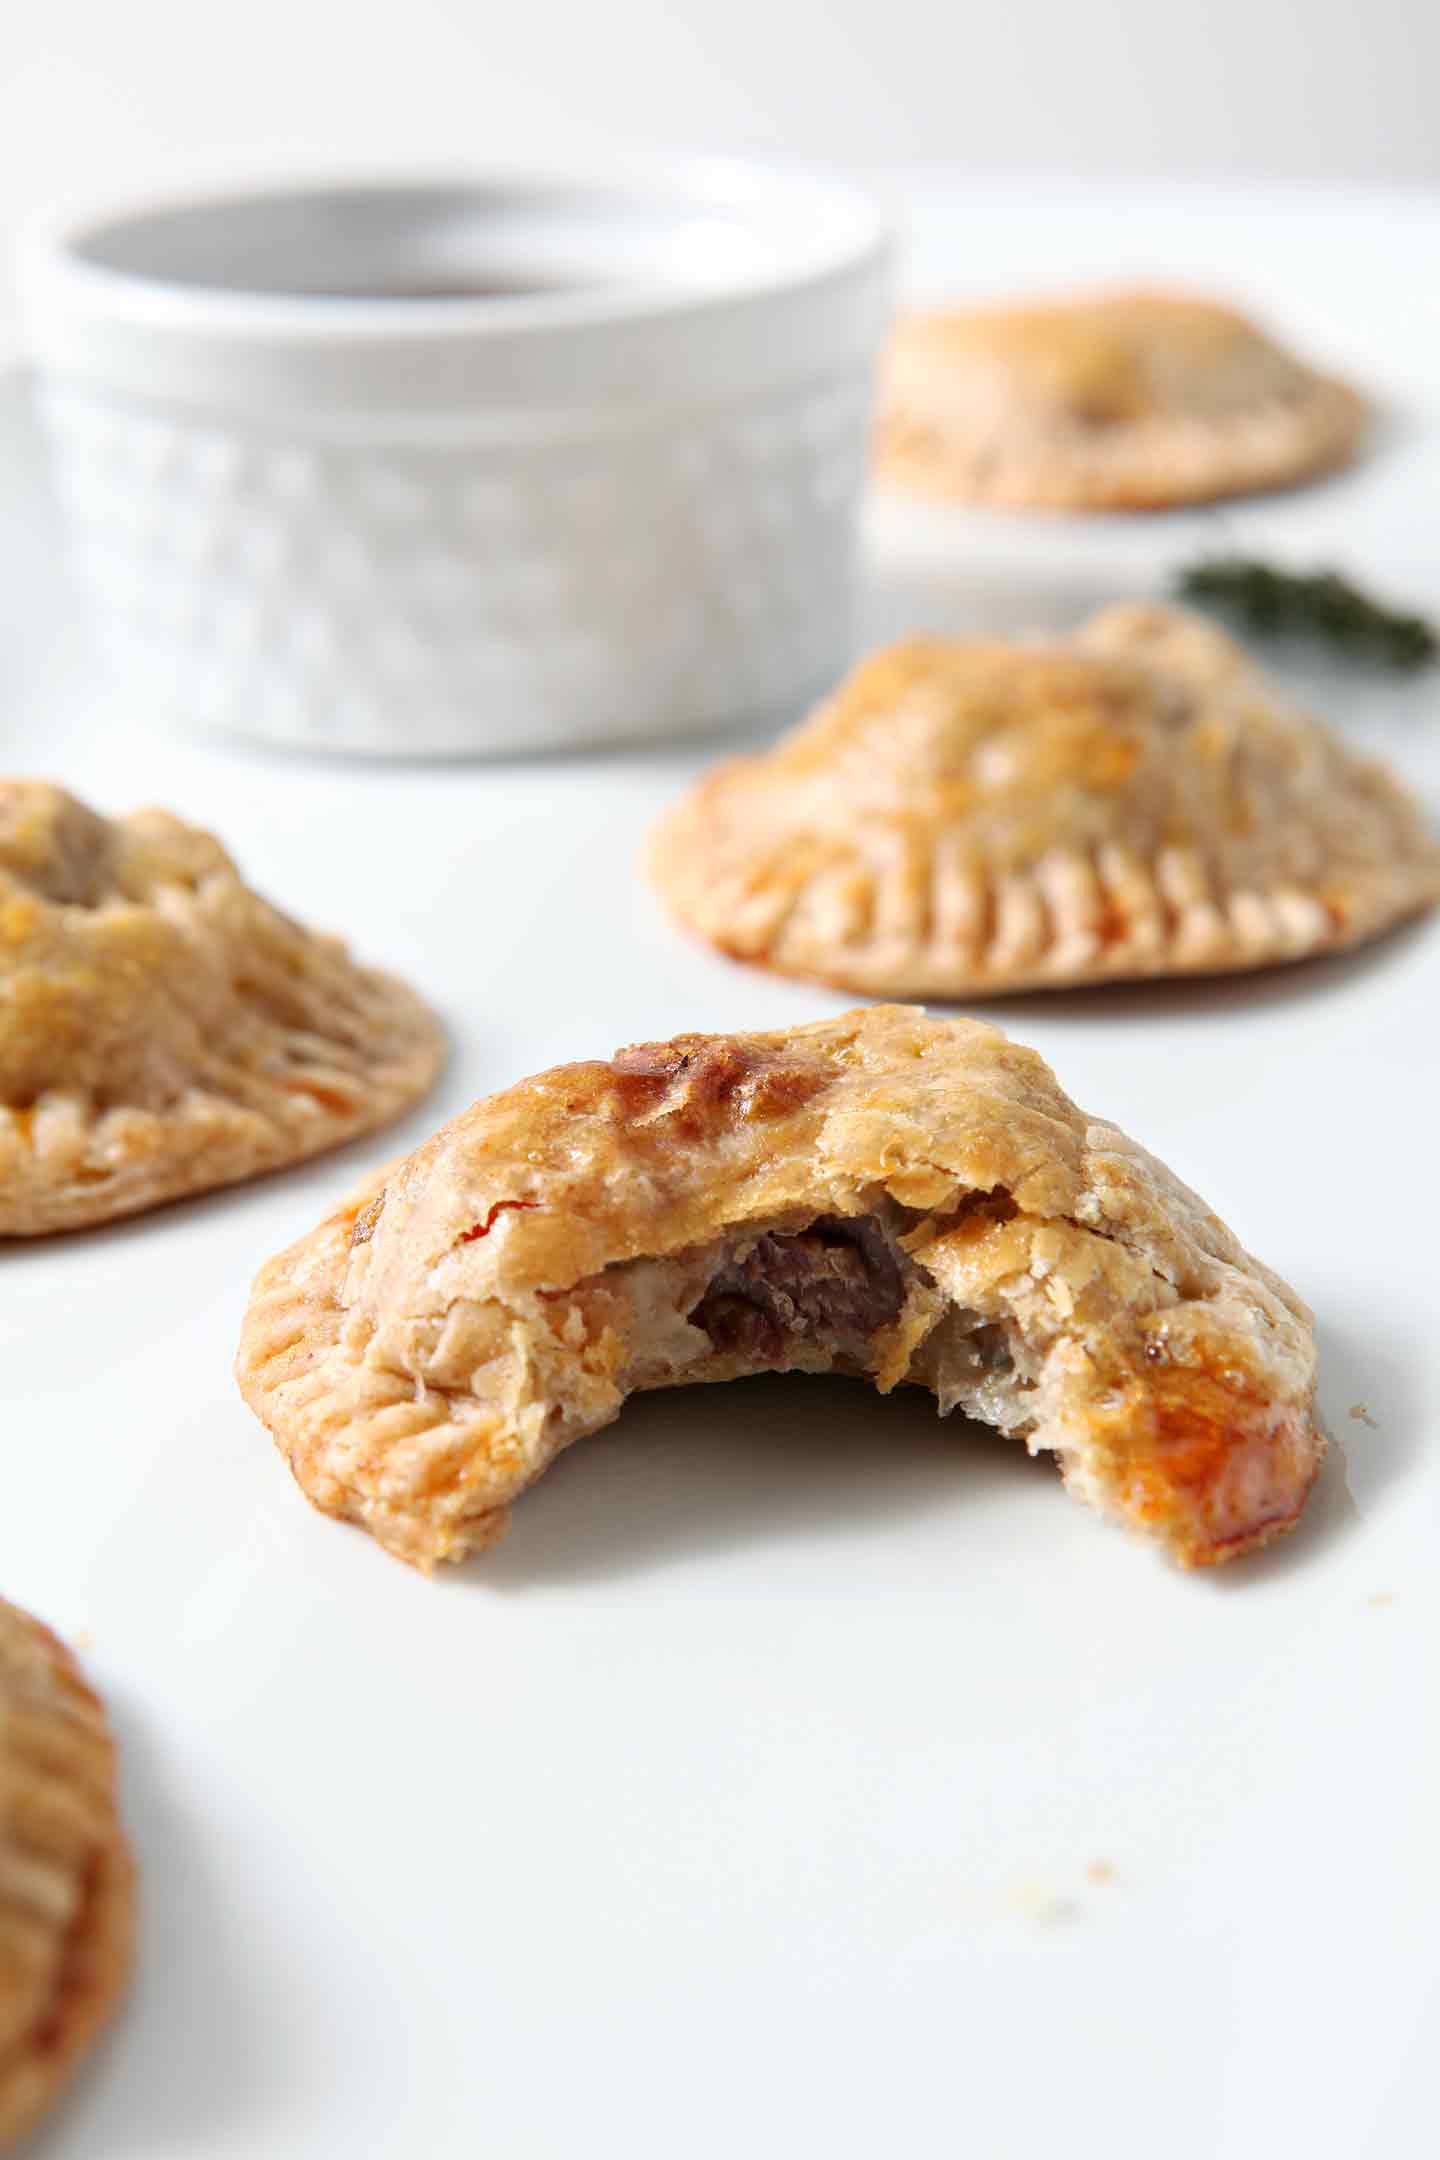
[{"x1": 20, "y1": 163, "x2": 892, "y2": 757}]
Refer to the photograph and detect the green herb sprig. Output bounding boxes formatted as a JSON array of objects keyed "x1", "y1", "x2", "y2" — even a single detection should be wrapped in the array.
[{"x1": 1175, "y1": 556, "x2": 1437, "y2": 672}]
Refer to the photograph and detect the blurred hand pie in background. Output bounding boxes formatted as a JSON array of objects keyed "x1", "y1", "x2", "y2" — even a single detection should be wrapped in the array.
[
  {"x1": 0, "y1": 781, "x2": 443, "y2": 1233},
  {"x1": 875, "y1": 287, "x2": 1367, "y2": 509},
  {"x1": 648, "y1": 602, "x2": 1439, "y2": 998}
]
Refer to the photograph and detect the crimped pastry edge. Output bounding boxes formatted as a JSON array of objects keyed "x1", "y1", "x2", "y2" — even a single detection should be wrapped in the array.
[
  {"x1": 649, "y1": 817, "x2": 1440, "y2": 998},
  {"x1": 0, "y1": 961, "x2": 444, "y2": 1237},
  {"x1": 0, "y1": 1606, "x2": 135, "y2": 2148}
]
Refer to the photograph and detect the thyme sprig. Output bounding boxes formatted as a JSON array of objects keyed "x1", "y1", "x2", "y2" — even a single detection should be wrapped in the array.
[{"x1": 1175, "y1": 556, "x2": 1437, "y2": 672}]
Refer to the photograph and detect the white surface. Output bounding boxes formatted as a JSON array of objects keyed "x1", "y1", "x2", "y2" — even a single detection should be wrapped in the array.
[
  {"x1": 2, "y1": 0, "x2": 1439, "y2": 347},
  {"x1": 4, "y1": 182, "x2": 1439, "y2": 2159},
  {"x1": 20, "y1": 163, "x2": 888, "y2": 755}
]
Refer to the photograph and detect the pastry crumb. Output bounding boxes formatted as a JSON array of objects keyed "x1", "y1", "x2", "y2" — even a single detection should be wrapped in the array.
[
  {"x1": 1348, "y1": 1403, "x2": 1380, "y2": 1429},
  {"x1": 1367, "y1": 1592, "x2": 1397, "y2": 1608},
  {"x1": 1010, "y1": 1880, "x2": 1077, "y2": 1926},
  {"x1": 1086, "y1": 1859, "x2": 1116, "y2": 1885}
]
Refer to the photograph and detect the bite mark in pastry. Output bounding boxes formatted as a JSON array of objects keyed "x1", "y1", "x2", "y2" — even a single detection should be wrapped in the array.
[
  {"x1": 236, "y1": 1006, "x2": 1323, "y2": 1573},
  {"x1": 876, "y1": 288, "x2": 1367, "y2": 509},
  {"x1": 0, "y1": 782, "x2": 444, "y2": 1233},
  {"x1": 0, "y1": 1599, "x2": 134, "y2": 2148},
  {"x1": 648, "y1": 604, "x2": 1440, "y2": 998}
]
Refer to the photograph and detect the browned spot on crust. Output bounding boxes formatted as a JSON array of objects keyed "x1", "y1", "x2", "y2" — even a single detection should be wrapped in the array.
[
  {"x1": 349, "y1": 1192, "x2": 386, "y2": 1249},
  {"x1": 282, "y1": 1079, "x2": 360, "y2": 1117},
  {"x1": 1092, "y1": 900, "x2": 1133, "y2": 949},
  {"x1": 1139, "y1": 1363, "x2": 1268, "y2": 1500},
  {"x1": 1118, "y1": 1355, "x2": 1316, "y2": 1563},
  {"x1": 457, "y1": 1198, "x2": 538, "y2": 1246},
  {"x1": 609, "y1": 1037, "x2": 828, "y2": 1132}
]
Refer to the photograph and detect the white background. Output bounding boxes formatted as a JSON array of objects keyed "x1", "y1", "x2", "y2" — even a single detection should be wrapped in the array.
[
  {"x1": 3, "y1": 7, "x2": 1439, "y2": 2152},
  {"x1": 3, "y1": 176, "x2": 1439, "y2": 2157},
  {"x1": 2, "y1": 0, "x2": 1437, "y2": 313}
]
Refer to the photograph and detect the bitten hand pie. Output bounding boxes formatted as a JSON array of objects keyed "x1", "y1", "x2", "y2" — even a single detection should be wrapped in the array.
[
  {"x1": 649, "y1": 604, "x2": 1440, "y2": 998},
  {"x1": 237, "y1": 1007, "x2": 1322, "y2": 1574},
  {"x1": 0, "y1": 781, "x2": 444, "y2": 1233},
  {"x1": 0, "y1": 1599, "x2": 133, "y2": 2148},
  {"x1": 876, "y1": 288, "x2": 1367, "y2": 509}
]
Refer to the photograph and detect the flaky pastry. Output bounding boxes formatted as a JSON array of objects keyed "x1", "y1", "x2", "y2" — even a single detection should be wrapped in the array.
[
  {"x1": 0, "y1": 1599, "x2": 133, "y2": 2148},
  {"x1": 648, "y1": 604, "x2": 1440, "y2": 998},
  {"x1": 237, "y1": 1006, "x2": 1322, "y2": 1574},
  {"x1": 0, "y1": 781, "x2": 444, "y2": 1233},
  {"x1": 876, "y1": 288, "x2": 1367, "y2": 509}
]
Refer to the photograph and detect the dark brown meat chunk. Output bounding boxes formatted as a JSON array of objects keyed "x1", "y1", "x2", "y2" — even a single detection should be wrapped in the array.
[{"x1": 690, "y1": 1215, "x2": 905, "y2": 1369}]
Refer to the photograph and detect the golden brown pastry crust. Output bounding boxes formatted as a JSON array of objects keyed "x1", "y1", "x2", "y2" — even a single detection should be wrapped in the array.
[
  {"x1": 236, "y1": 1006, "x2": 1322, "y2": 1574},
  {"x1": 648, "y1": 604, "x2": 1440, "y2": 998},
  {"x1": 876, "y1": 288, "x2": 1367, "y2": 509},
  {"x1": 0, "y1": 1599, "x2": 134, "y2": 2148},
  {"x1": 0, "y1": 782, "x2": 444, "y2": 1234}
]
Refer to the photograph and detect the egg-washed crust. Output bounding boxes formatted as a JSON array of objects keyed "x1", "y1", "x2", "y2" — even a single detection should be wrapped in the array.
[
  {"x1": 0, "y1": 1599, "x2": 134, "y2": 2148},
  {"x1": 648, "y1": 604, "x2": 1440, "y2": 999},
  {"x1": 0, "y1": 782, "x2": 445, "y2": 1234},
  {"x1": 875, "y1": 289, "x2": 1367, "y2": 510},
  {"x1": 236, "y1": 1006, "x2": 1322, "y2": 1575}
]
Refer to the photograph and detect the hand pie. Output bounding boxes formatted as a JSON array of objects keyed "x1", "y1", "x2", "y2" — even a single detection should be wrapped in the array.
[
  {"x1": 0, "y1": 781, "x2": 444, "y2": 1233},
  {"x1": 236, "y1": 1006, "x2": 1322, "y2": 1574},
  {"x1": 876, "y1": 288, "x2": 1367, "y2": 509},
  {"x1": 648, "y1": 604, "x2": 1440, "y2": 998},
  {"x1": 0, "y1": 1599, "x2": 133, "y2": 2147}
]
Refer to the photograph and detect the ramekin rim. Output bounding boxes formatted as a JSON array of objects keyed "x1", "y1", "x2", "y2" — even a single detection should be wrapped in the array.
[{"x1": 21, "y1": 154, "x2": 893, "y2": 349}]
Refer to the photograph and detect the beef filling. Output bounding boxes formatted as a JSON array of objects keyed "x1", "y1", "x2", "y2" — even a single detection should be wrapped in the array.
[{"x1": 690, "y1": 1216, "x2": 906, "y2": 1369}]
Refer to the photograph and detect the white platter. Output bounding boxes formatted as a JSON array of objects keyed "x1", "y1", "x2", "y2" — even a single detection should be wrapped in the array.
[{"x1": 3, "y1": 179, "x2": 1438, "y2": 2160}]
